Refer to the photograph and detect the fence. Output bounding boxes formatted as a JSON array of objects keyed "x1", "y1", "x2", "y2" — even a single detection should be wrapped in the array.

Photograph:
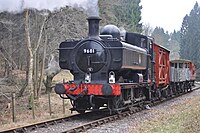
[{"x1": 0, "y1": 91, "x2": 70, "y2": 126}]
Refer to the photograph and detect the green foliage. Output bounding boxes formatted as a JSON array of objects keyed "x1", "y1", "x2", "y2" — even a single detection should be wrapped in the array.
[
  {"x1": 168, "y1": 31, "x2": 181, "y2": 59},
  {"x1": 171, "y1": 30, "x2": 181, "y2": 43},
  {"x1": 98, "y1": 0, "x2": 118, "y2": 25},
  {"x1": 113, "y1": 0, "x2": 142, "y2": 32},
  {"x1": 180, "y1": 2, "x2": 200, "y2": 67},
  {"x1": 151, "y1": 27, "x2": 170, "y2": 47},
  {"x1": 99, "y1": 0, "x2": 142, "y2": 33},
  {"x1": 151, "y1": 27, "x2": 181, "y2": 60}
]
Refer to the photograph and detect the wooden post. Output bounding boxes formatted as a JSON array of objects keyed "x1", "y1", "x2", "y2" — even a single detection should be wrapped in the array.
[
  {"x1": 62, "y1": 96, "x2": 65, "y2": 114},
  {"x1": 48, "y1": 89, "x2": 52, "y2": 116},
  {"x1": 11, "y1": 93, "x2": 16, "y2": 122}
]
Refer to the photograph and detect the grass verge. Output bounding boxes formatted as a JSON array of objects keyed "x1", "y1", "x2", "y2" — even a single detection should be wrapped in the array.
[{"x1": 130, "y1": 94, "x2": 200, "y2": 133}]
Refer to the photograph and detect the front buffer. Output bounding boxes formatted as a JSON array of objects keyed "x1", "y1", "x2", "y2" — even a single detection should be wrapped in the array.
[{"x1": 55, "y1": 82, "x2": 121, "y2": 113}]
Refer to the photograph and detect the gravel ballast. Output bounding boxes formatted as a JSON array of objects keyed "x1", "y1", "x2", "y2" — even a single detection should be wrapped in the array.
[{"x1": 88, "y1": 86, "x2": 200, "y2": 133}]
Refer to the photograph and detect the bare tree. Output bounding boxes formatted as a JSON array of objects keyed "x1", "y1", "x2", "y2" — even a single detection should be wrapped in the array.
[
  {"x1": 0, "y1": 20, "x2": 17, "y2": 78},
  {"x1": 23, "y1": 9, "x2": 48, "y2": 98},
  {"x1": 0, "y1": 6, "x2": 88, "y2": 97},
  {"x1": 24, "y1": 10, "x2": 34, "y2": 96},
  {"x1": 142, "y1": 23, "x2": 153, "y2": 36},
  {"x1": 37, "y1": 31, "x2": 47, "y2": 97}
]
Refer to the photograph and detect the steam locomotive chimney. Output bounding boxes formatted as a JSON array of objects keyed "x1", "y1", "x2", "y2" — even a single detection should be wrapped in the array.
[{"x1": 87, "y1": 16, "x2": 101, "y2": 38}]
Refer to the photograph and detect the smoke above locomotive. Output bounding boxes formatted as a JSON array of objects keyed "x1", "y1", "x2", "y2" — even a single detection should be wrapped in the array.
[{"x1": 0, "y1": 0, "x2": 99, "y2": 16}]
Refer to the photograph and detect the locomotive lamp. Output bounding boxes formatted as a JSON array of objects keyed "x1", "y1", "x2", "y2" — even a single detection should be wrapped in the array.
[
  {"x1": 109, "y1": 71, "x2": 115, "y2": 83},
  {"x1": 85, "y1": 73, "x2": 91, "y2": 83}
]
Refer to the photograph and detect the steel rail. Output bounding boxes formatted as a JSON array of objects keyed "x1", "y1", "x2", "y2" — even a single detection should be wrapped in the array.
[{"x1": 0, "y1": 111, "x2": 100, "y2": 133}]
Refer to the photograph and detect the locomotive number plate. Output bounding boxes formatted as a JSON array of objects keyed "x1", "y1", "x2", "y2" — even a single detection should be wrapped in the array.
[{"x1": 83, "y1": 49, "x2": 96, "y2": 54}]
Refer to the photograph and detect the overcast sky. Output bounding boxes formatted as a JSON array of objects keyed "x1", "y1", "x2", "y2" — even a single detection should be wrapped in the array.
[
  {"x1": 141, "y1": 0, "x2": 200, "y2": 32},
  {"x1": 0, "y1": 0, "x2": 199, "y2": 33}
]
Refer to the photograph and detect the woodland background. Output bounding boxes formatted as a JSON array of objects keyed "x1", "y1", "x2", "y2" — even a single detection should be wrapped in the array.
[{"x1": 0, "y1": 0, "x2": 200, "y2": 100}]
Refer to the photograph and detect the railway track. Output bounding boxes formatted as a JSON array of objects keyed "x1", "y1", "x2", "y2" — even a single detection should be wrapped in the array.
[
  {"x1": 1, "y1": 110, "x2": 109, "y2": 133},
  {"x1": 63, "y1": 85, "x2": 200, "y2": 133},
  {"x1": 1, "y1": 85, "x2": 200, "y2": 133}
]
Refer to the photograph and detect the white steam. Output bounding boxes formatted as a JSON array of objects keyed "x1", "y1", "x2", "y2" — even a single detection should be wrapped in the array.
[
  {"x1": 86, "y1": 0, "x2": 99, "y2": 16},
  {"x1": 0, "y1": 0, "x2": 99, "y2": 16}
]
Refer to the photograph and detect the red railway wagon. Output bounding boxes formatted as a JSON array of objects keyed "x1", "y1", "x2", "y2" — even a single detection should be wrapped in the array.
[
  {"x1": 153, "y1": 43, "x2": 170, "y2": 87},
  {"x1": 189, "y1": 62, "x2": 196, "y2": 81}
]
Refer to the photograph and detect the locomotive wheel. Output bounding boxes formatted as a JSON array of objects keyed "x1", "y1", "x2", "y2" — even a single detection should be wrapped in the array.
[
  {"x1": 155, "y1": 89, "x2": 161, "y2": 100},
  {"x1": 113, "y1": 96, "x2": 124, "y2": 114},
  {"x1": 186, "y1": 82, "x2": 190, "y2": 92},
  {"x1": 161, "y1": 89, "x2": 168, "y2": 98},
  {"x1": 169, "y1": 86, "x2": 173, "y2": 96},
  {"x1": 74, "y1": 100, "x2": 87, "y2": 114}
]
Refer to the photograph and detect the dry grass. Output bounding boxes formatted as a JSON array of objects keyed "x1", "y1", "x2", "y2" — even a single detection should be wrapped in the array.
[
  {"x1": 0, "y1": 93, "x2": 74, "y2": 131},
  {"x1": 53, "y1": 70, "x2": 73, "y2": 83},
  {"x1": 130, "y1": 93, "x2": 200, "y2": 133},
  {"x1": 0, "y1": 70, "x2": 75, "y2": 132}
]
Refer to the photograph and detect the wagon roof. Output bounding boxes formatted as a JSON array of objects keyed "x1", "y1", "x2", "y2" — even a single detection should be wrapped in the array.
[
  {"x1": 170, "y1": 59, "x2": 192, "y2": 63},
  {"x1": 153, "y1": 43, "x2": 170, "y2": 52}
]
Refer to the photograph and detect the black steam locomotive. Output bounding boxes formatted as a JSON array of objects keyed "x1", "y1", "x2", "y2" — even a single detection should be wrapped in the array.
[
  {"x1": 55, "y1": 16, "x2": 154, "y2": 113},
  {"x1": 55, "y1": 16, "x2": 195, "y2": 114}
]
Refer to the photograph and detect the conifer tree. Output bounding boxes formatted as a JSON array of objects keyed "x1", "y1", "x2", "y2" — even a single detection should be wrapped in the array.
[{"x1": 180, "y1": 2, "x2": 200, "y2": 67}]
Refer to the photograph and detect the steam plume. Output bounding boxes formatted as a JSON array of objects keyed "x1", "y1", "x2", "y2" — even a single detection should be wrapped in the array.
[
  {"x1": 0, "y1": 0, "x2": 99, "y2": 16},
  {"x1": 86, "y1": 0, "x2": 99, "y2": 16}
]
